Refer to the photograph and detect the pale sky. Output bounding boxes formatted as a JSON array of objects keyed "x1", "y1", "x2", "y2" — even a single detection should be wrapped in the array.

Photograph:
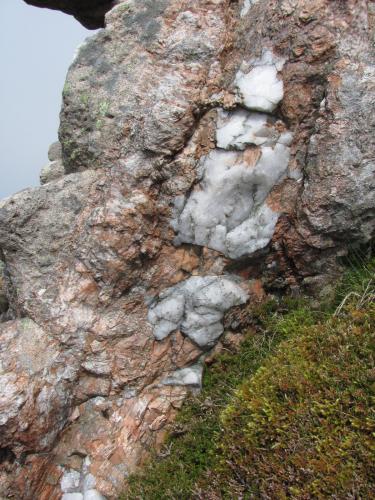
[{"x1": 0, "y1": 0, "x2": 92, "y2": 199}]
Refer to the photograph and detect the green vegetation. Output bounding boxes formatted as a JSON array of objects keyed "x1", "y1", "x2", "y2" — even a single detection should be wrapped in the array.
[
  {"x1": 123, "y1": 260, "x2": 375, "y2": 499},
  {"x1": 80, "y1": 92, "x2": 90, "y2": 106},
  {"x1": 95, "y1": 100, "x2": 110, "y2": 130},
  {"x1": 119, "y1": 3, "x2": 131, "y2": 13},
  {"x1": 62, "y1": 81, "x2": 71, "y2": 97},
  {"x1": 98, "y1": 100, "x2": 110, "y2": 117}
]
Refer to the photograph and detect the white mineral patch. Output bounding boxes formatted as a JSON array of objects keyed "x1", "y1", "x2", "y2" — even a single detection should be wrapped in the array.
[
  {"x1": 240, "y1": 0, "x2": 259, "y2": 17},
  {"x1": 62, "y1": 494, "x2": 83, "y2": 500},
  {"x1": 61, "y1": 470, "x2": 81, "y2": 493},
  {"x1": 83, "y1": 490, "x2": 106, "y2": 500},
  {"x1": 148, "y1": 276, "x2": 248, "y2": 348},
  {"x1": 0, "y1": 375, "x2": 26, "y2": 426},
  {"x1": 241, "y1": 0, "x2": 251, "y2": 17},
  {"x1": 235, "y1": 50, "x2": 285, "y2": 112},
  {"x1": 174, "y1": 139, "x2": 290, "y2": 259},
  {"x1": 217, "y1": 110, "x2": 280, "y2": 150},
  {"x1": 162, "y1": 364, "x2": 203, "y2": 388},
  {"x1": 225, "y1": 204, "x2": 278, "y2": 257},
  {"x1": 82, "y1": 473, "x2": 96, "y2": 492},
  {"x1": 60, "y1": 458, "x2": 107, "y2": 500},
  {"x1": 147, "y1": 294, "x2": 185, "y2": 340}
]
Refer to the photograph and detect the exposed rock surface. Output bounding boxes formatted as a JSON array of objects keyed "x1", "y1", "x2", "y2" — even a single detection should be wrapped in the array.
[
  {"x1": 23, "y1": 0, "x2": 115, "y2": 29},
  {"x1": 1, "y1": 0, "x2": 374, "y2": 498},
  {"x1": 0, "y1": 260, "x2": 9, "y2": 317},
  {"x1": 40, "y1": 142, "x2": 65, "y2": 184}
]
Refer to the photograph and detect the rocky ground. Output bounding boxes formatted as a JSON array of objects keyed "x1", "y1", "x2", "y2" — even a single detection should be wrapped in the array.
[{"x1": 0, "y1": 0, "x2": 374, "y2": 498}]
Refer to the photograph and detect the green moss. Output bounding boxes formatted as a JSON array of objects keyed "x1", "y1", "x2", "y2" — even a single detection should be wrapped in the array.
[
  {"x1": 211, "y1": 302, "x2": 374, "y2": 498},
  {"x1": 119, "y1": 3, "x2": 131, "y2": 12},
  {"x1": 62, "y1": 81, "x2": 71, "y2": 97},
  {"x1": 95, "y1": 118, "x2": 104, "y2": 130},
  {"x1": 123, "y1": 302, "x2": 313, "y2": 499},
  {"x1": 98, "y1": 100, "x2": 110, "y2": 117},
  {"x1": 123, "y1": 262, "x2": 375, "y2": 499},
  {"x1": 94, "y1": 100, "x2": 111, "y2": 130},
  {"x1": 80, "y1": 92, "x2": 90, "y2": 106}
]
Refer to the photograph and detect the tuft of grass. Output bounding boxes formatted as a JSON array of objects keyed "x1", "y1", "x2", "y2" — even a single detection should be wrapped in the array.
[
  {"x1": 123, "y1": 260, "x2": 375, "y2": 499},
  {"x1": 335, "y1": 253, "x2": 375, "y2": 315}
]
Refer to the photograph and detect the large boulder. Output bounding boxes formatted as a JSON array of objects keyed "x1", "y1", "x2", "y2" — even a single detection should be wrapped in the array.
[{"x1": 1, "y1": 0, "x2": 374, "y2": 498}]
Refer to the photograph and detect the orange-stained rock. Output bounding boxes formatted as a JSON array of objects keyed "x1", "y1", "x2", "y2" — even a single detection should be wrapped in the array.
[{"x1": 0, "y1": 0, "x2": 374, "y2": 498}]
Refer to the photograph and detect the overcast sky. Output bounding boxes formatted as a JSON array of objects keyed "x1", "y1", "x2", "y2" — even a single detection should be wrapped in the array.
[{"x1": 0, "y1": 0, "x2": 92, "y2": 200}]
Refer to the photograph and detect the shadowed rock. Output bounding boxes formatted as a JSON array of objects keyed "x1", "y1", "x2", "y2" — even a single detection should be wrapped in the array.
[{"x1": 24, "y1": 0, "x2": 115, "y2": 29}]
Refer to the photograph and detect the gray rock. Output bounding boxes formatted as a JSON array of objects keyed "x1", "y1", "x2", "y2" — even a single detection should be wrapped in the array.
[
  {"x1": 59, "y1": 0, "x2": 225, "y2": 173},
  {"x1": 40, "y1": 160, "x2": 65, "y2": 184},
  {"x1": 1, "y1": 0, "x2": 375, "y2": 498},
  {"x1": 0, "y1": 261, "x2": 8, "y2": 314},
  {"x1": 48, "y1": 141, "x2": 63, "y2": 162}
]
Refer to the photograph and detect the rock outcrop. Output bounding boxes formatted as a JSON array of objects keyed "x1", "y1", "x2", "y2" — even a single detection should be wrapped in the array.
[
  {"x1": 1, "y1": 0, "x2": 374, "y2": 498},
  {"x1": 24, "y1": 0, "x2": 115, "y2": 29},
  {"x1": 40, "y1": 142, "x2": 65, "y2": 185}
]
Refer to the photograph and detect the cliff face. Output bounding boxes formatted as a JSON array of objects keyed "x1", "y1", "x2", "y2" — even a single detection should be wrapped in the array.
[{"x1": 0, "y1": 1, "x2": 374, "y2": 498}]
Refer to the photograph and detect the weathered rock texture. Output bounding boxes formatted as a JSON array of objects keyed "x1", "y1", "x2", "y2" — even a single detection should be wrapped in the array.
[
  {"x1": 24, "y1": 0, "x2": 114, "y2": 29},
  {"x1": 1, "y1": 0, "x2": 374, "y2": 498}
]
